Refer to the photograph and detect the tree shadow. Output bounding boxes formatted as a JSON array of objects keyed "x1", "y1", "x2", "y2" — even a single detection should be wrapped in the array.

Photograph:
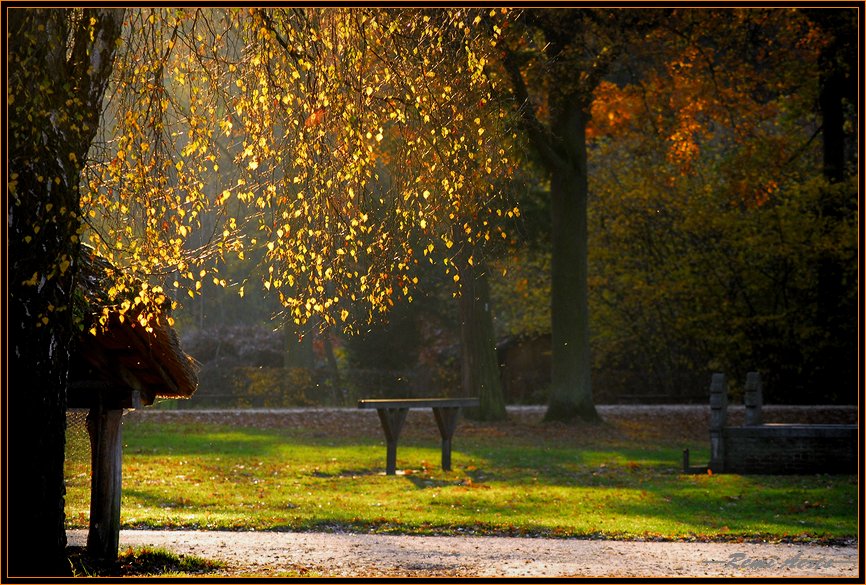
[
  {"x1": 310, "y1": 468, "x2": 381, "y2": 478},
  {"x1": 67, "y1": 545, "x2": 225, "y2": 576},
  {"x1": 593, "y1": 472, "x2": 859, "y2": 540}
]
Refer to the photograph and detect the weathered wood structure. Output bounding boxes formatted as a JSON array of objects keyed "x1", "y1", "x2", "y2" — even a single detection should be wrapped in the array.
[
  {"x1": 685, "y1": 372, "x2": 857, "y2": 475},
  {"x1": 68, "y1": 249, "x2": 198, "y2": 560},
  {"x1": 358, "y1": 398, "x2": 479, "y2": 475}
]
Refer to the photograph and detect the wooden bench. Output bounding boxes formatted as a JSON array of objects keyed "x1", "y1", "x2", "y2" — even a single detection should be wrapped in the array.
[{"x1": 358, "y1": 398, "x2": 479, "y2": 475}]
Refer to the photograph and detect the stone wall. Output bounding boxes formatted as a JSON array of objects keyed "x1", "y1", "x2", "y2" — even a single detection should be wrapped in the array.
[{"x1": 707, "y1": 372, "x2": 858, "y2": 475}]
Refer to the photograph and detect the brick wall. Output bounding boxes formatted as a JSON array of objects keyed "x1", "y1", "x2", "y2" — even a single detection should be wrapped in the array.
[{"x1": 722, "y1": 424, "x2": 858, "y2": 474}]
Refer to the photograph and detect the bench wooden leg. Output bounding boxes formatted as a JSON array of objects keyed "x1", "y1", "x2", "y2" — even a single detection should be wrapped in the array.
[
  {"x1": 432, "y1": 407, "x2": 461, "y2": 471},
  {"x1": 376, "y1": 408, "x2": 408, "y2": 475}
]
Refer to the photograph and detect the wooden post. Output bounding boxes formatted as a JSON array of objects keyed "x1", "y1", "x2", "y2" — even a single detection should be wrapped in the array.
[
  {"x1": 744, "y1": 371, "x2": 763, "y2": 426},
  {"x1": 86, "y1": 404, "x2": 123, "y2": 561},
  {"x1": 432, "y1": 407, "x2": 461, "y2": 472},
  {"x1": 708, "y1": 373, "x2": 727, "y2": 473},
  {"x1": 376, "y1": 408, "x2": 408, "y2": 475}
]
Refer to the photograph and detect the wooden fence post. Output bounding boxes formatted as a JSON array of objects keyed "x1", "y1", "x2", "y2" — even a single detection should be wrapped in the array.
[
  {"x1": 86, "y1": 404, "x2": 123, "y2": 561},
  {"x1": 709, "y1": 373, "x2": 727, "y2": 472},
  {"x1": 744, "y1": 371, "x2": 763, "y2": 426}
]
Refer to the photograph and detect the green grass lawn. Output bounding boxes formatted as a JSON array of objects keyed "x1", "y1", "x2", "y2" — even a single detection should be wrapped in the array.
[{"x1": 64, "y1": 415, "x2": 857, "y2": 543}]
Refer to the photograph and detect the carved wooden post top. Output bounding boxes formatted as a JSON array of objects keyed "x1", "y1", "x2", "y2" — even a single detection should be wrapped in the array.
[
  {"x1": 708, "y1": 372, "x2": 727, "y2": 472},
  {"x1": 744, "y1": 371, "x2": 763, "y2": 426},
  {"x1": 709, "y1": 372, "x2": 728, "y2": 431}
]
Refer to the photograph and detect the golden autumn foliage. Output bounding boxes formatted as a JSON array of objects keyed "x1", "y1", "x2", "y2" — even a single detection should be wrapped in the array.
[
  {"x1": 585, "y1": 9, "x2": 857, "y2": 402},
  {"x1": 73, "y1": 8, "x2": 517, "y2": 333}
]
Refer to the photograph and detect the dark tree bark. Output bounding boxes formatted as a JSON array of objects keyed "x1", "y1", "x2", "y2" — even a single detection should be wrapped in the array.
[
  {"x1": 803, "y1": 9, "x2": 858, "y2": 184},
  {"x1": 802, "y1": 9, "x2": 858, "y2": 403},
  {"x1": 459, "y1": 259, "x2": 507, "y2": 421},
  {"x1": 545, "y1": 104, "x2": 597, "y2": 422},
  {"x1": 493, "y1": 9, "x2": 659, "y2": 421},
  {"x1": 6, "y1": 8, "x2": 124, "y2": 576}
]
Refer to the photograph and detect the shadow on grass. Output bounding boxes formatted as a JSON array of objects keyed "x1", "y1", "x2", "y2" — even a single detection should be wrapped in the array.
[
  {"x1": 67, "y1": 545, "x2": 225, "y2": 577},
  {"x1": 595, "y1": 472, "x2": 859, "y2": 541},
  {"x1": 311, "y1": 468, "x2": 381, "y2": 478}
]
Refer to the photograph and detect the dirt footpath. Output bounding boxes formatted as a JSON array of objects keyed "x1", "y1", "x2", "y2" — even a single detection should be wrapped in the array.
[{"x1": 66, "y1": 529, "x2": 858, "y2": 577}]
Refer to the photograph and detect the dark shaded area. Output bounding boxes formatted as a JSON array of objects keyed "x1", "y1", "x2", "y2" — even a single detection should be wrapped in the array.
[{"x1": 66, "y1": 545, "x2": 224, "y2": 576}]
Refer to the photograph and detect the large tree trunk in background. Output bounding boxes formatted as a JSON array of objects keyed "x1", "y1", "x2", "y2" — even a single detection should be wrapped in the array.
[
  {"x1": 807, "y1": 9, "x2": 857, "y2": 184},
  {"x1": 802, "y1": 8, "x2": 858, "y2": 403},
  {"x1": 498, "y1": 11, "x2": 609, "y2": 424},
  {"x1": 7, "y1": 8, "x2": 124, "y2": 576},
  {"x1": 459, "y1": 259, "x2": 507, "y2": 421},
  {"x1": 544, "y1": 104, "x2": 600, "y2": 422},
  {"x1": 815, "y1": 9, "x2": 857, "y2": 401}
]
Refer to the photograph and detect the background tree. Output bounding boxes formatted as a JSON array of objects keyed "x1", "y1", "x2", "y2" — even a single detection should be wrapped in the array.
[
  {"x1": 233, "y1": 8, "x2": 516, "y2": 418},
  {"x1": 800, "y1": 8, "x2": 858, "y2": 400},
  {"x1": 486, "y1": 8, "x2": 857, "y2": 407},
  {"x1": 585, "y1": 8, "x2": 857, "y2": 403},
  {"x1": 492, "y1": 9, "x2": 655, "y2": 421},
  {"x1": 84, "y1": 7, "x2": 516, "y2": 415}
]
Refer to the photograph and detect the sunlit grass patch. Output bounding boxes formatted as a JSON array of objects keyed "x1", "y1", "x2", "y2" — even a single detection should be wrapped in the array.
[{"x1": 65, "y1": 419, "x2": 857, "y2": 543}]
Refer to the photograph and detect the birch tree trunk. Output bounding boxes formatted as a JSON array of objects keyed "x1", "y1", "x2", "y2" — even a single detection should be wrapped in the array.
[{"x1": 7, "y1": 8, "x2": 124, "y2": 574}]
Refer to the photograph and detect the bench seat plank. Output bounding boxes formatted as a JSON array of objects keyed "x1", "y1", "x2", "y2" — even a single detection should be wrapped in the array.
[{"x1": 358, "y1": 398, "x2": 479, "y2": 410}]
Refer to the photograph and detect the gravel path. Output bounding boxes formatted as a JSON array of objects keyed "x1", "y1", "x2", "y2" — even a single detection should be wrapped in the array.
[{"x1": 67, "y1": 529, "x2": 858, "y2": 577}]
